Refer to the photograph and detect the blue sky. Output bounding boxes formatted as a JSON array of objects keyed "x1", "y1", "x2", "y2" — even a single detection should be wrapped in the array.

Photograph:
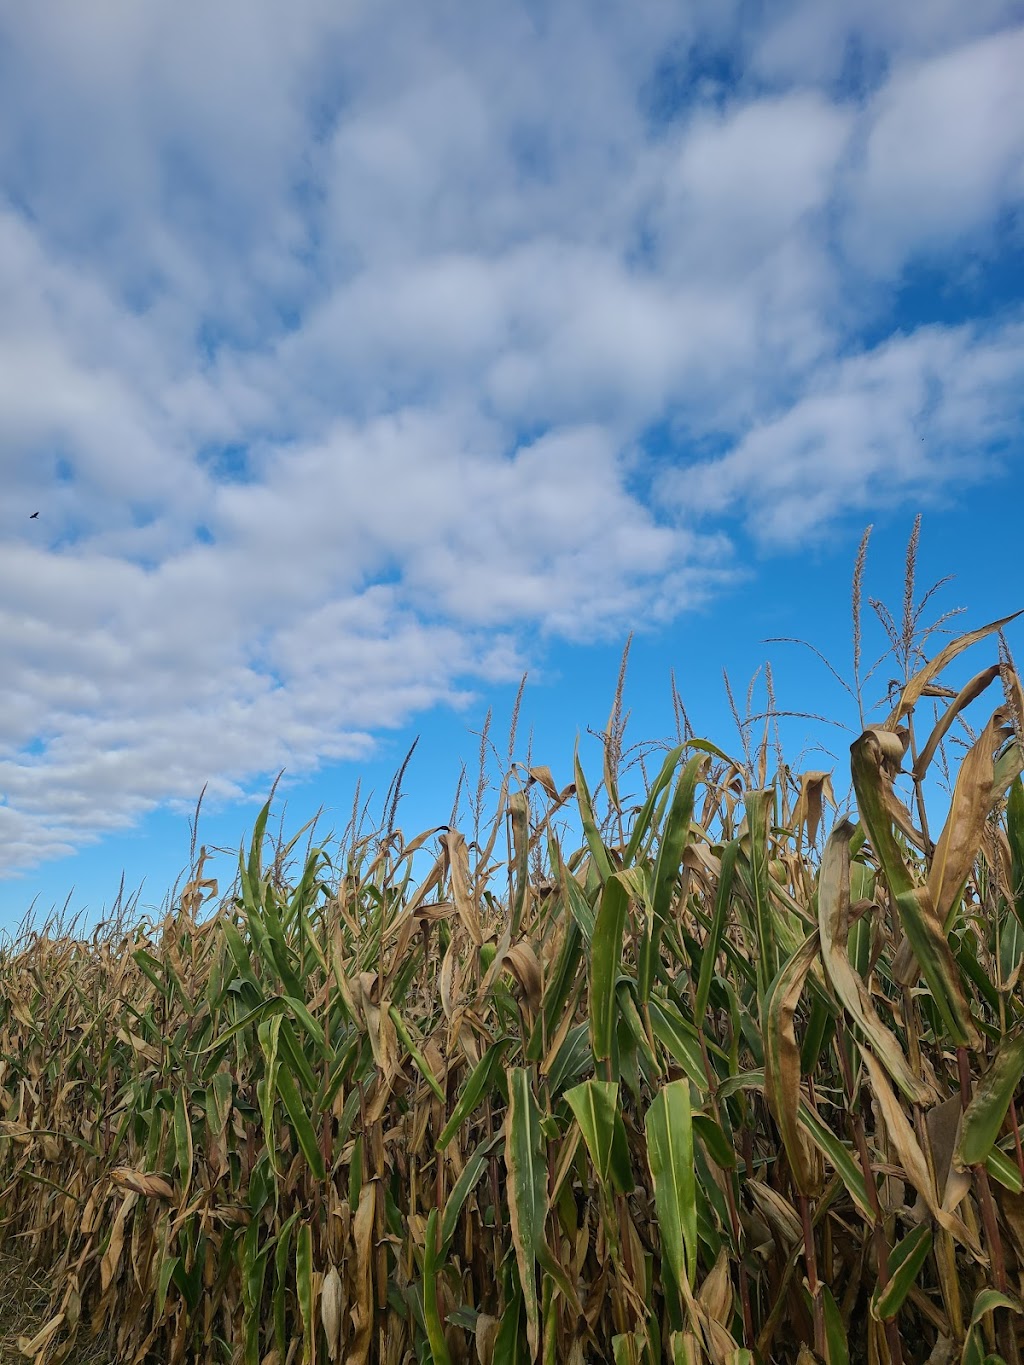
[{"x1": 1, "y1": 2, "x2": 1023, "y2": 930}]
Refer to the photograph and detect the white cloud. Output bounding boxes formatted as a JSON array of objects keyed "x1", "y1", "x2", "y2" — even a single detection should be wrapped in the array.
[
  {"x1": 842, "y1": 26, "x2": 1024, "y2": 274},
  {"x1": 0, "y1": 1, "x2": 1021, "y2": 876},
  {"x1": 671, "y1": 320, "x2": 1024, "y2": 543},
  {"x1": 753, "y1": 0, "x2": 1021, "y2": 86}
]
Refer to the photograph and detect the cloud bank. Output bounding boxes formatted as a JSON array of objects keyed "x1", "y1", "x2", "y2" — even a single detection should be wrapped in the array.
[{"x1": 1, "y1": 1, "x2": 1022, "y2": 872}]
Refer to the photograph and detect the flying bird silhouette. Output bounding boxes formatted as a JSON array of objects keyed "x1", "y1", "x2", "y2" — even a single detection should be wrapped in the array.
[{"x1": 29, "y1": 512, "x2": 39, "y2": 519}]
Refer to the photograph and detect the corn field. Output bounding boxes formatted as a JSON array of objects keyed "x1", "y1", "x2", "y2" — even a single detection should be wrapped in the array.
[{"x1": 3, "y1": 568, "x2": 1024, "y2": 1363}]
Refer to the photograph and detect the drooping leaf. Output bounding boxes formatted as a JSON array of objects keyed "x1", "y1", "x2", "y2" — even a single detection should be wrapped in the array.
[
  {"x1": 817, "y1": 819, "x2": 931, "y2": 1104},
  {"x1": 851, "y1": 728, "x2": 980, "y2": 1048},
  {"x1": 763, "y1": 931, "x2": 820, "y2": 1195},
  {"x1": 564, "y1": 1080, "x2": 618, "y2": 1188}
]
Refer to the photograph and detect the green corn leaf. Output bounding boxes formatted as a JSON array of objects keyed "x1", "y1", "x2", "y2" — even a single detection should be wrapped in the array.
[
  {"x1": 645, "y1": 1079, "x2": 696, "y2": 1294},
  {"x1": 222, "y1": 918, "x2": 259, "y2": 988},
  {"x1": 278, "y1": 1019, "x2": 318, "y2": 1096},
  {"x1": 956, "y1": 1034, "x2": 1024, "y2": 1170},
  {"x1": 870, "y1": 1223, "x2": 932, "y2": 1321},
  {"x1": 986, "y1": 1146, "x2": 1023, "y2": 1193},
  {"x1": 590, "y1": 875, "x2": 630, "y2": 1065},
  {"x1": 493, "y1": 1280, "x2": 525, "y2": 1365},
  {"x1": 437, "y1": 1039, "x2": 511, "y2": 1149},
  {"x1": 648, "y1": 997, "x2": 707, "y2": 1089},
  {"x1": 545, "y1": 1023, "x2": 594, "y2": 1096},
  {"x1": 505, "y1": 1067, "x2": 548, "y2": 1361},
  {"x1": 245, "y1": 797, "x2": 273, "y2": 890},
  {"x1": 639, "y1": 755, "x2": 704, "y2": 1003},
  {"x1": 423, "y1": 1208, "x2": 454, "y2": 1365},
  {"x1": 205, "y1": 1071, "x2": 233, "y2": 1148},
  {"x1": 694, "y1": 838, "x2": 741, "y2": 1022},
  {"x1": 565, "y1": 1080, "x2": 617, "y2": 1187},
  {"x1": 744, "y1": 788, "x2": 779, "y2": 1000},
  {"x1": 258, "y1": 891, "x2": 304, "y2": 1000},
  {"x1": 241, "y1": 1219, "x2": 273, "y2": 1365},
  {"x1": 561, "y1": 871, "x2": 597, "y2": 943},
  {"x1": 440, "y1": 1130, "x2": 505, "y2": 1258},
  {"x1": 133, "y1": 948, "x2": 172, "y2": 1000},
  {"x1": 574, "y1": 747, "x2": 613, "y2": 884},
  {"x1": 610, "y1": 1105, "x2": 635, "y2": 1196},
  {"x1": 796, "y1": 1101, "x2": 873, "y2": 1222},
  {"x1": 962, "y1": 1287, "x2": 1024, "y2": 1365},
  {"x1": 196, "y1": 993, "x2": 327, "y2": 1059},
  {"x1": 275, "y1": 1063, "x2": 326, "y2": 1180},
  {"x1": 527, "y1": 917, "x2": 583, "y2": 1062},
  {"x1": 1008, "y1": 779, "x2": 1024, "y2": 929},
  {"x1": 623, "y1": 745, "x2": 686, "y2": 868},
  {"x1": 821, "y1": 1283, "x2": 849, "y2": 1365},
  {"x1": 296, "y1": 1220, "x2": 314, "y2": 1365},
  {"x1": 537, "y1": 1243, "x2": 584, "y2": 1320},
  {"x1": 389, "y1": 1005, "x2": 446, "y2": 1103},
  {"x1": 173, "y1": 1085, "x2": 194, "y2": 1204},
  {"x1": 715, "y1": 1070, "x2": 872, "y2": 1220},
  {"x1": 256, "y1": 1015, "x2": 283, "y2": 1176},
  {"x1": 273, "y1": 1209, "x2": 301, "y2": 1358},
  {"x1": 692, "y1": 1113, "x2": 736, "y2": 1170},
  {"x1": 156, "y1": 1252, "x2": 179, "y2": 1321}
]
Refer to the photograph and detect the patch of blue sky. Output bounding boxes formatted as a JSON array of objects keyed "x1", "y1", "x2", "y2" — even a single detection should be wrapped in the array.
[
  {"x1": 197, "y1": 441, "x2": 252, "y2": 484},
  {"x1": 640, "y1": 38, "x2": 744, "y2": 129},
  {"x1": 858, "y1": 240, "x2": 1024, "y2": 350}
]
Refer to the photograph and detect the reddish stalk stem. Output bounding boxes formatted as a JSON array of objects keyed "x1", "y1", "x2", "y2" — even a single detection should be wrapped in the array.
[{"x1": 798, "y1": 1193, "x2": 825, "y2": 1358}]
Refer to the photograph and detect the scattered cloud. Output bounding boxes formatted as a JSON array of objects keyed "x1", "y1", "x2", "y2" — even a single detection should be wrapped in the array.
[
  {"x1": 0, "y1": 1, "x2": 1022, "y2": 874},
  {"x1": 841, "y1": 25, "x2": 1024, "y2": 274},
  {"x1": 671, "y1": 321, "x2": 1024, "y2": 543}
]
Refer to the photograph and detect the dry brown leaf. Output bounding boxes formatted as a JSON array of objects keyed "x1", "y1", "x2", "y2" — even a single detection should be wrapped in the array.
[
  {"x1": 475, "y1": 1313, "x2": 501, "y2": 1365},
  {"x1": 793, "y1": 771, "x2": 835, "y2": 848},
  {"x1": 501, "y1": 941, "x2": 543, "y2": 1014},
  {"x1": 697, "y1": 1247, "x2": 733, "y2": 1327},
  {"x1": 110, "y1": 1167, "x2": 175, "y2": 1200},
  {"x1": 860, "y1": 1049, "x2": 982, "y2": 1258},
  {"x1": 928, "y1": 708, "x2": 1015, "y2": 927},
  {"x1": 17, "y1": 1310, "x2": 65, "y2": 1358},
  {"x1": 320, "y1": 1264, "x2": 343, "y2": 1362},
  {"x1": 100, "y1": 1192, "x2": 137, "y2": 1293},
  {"x1": 441, "y1": 829, "x2": 484, "y2": 946}
]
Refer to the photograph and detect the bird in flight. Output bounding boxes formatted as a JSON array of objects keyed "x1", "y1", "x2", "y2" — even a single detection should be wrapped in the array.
[{"x1": 29, "y1": 512, "x2": 39, "y2": 519}]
